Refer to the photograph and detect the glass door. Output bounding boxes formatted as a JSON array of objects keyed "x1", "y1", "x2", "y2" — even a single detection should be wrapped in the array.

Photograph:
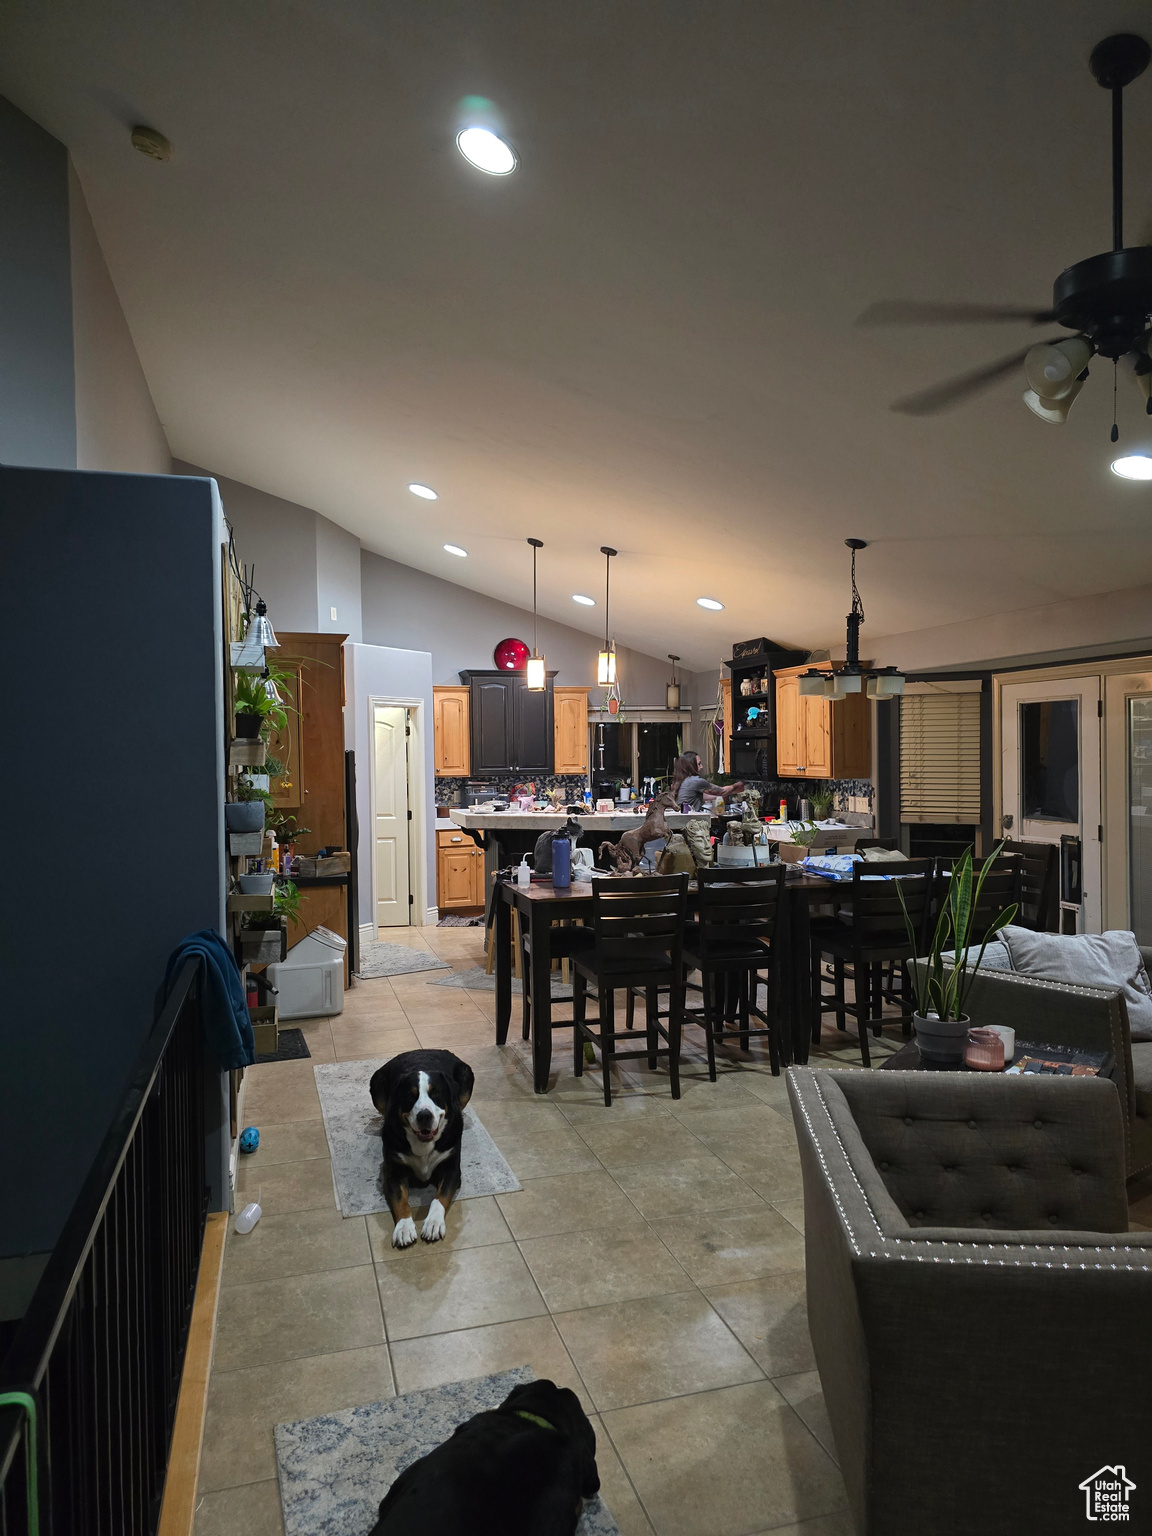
[
  {"x1": 1000, "y1": 675, "x2": 1101, "y2": 931},
  {"x1": 1103, "y1": 670, "x2": 1152, "y2": 937}
]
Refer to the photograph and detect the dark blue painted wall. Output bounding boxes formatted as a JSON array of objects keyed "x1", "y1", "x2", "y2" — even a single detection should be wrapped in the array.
[
  {"x1": 0, "y1": 467, "x2": 226, "y2": 1258},
  {"x1": 0, "y1": 96, "x2": 76, "y2": 469}
]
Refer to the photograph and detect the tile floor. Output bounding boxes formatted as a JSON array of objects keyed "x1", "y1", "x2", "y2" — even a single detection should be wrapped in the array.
[{"x1": 191, "y1": 924, "x2": 905, "y2": 1536}]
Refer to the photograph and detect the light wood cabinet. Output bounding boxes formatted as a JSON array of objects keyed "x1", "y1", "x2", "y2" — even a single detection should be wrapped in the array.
[
  {"x1": 774, "y1": 665, "x2": 871, "y2": 780},
  {"x1": 553, "y1": 687, "x2": 590, "y2": 775},
  {"x1": 436, "y1": 827, "x2": 484, "y2": 909},
  {"x1": 433, "y1": 687, "x2": 470, "y2": 777},
  {"x1": 720, "y1": 677, "x2": 732, "y2": 772}
]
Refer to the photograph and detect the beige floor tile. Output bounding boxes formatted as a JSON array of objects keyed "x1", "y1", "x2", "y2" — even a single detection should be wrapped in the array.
[
  {"x1": 497, "y1": 1171, "x2": 639, "y2": 1240},
  {"x1": 574, "y1": 1115, "x2": 708, "y2": 1170},
  {"x1": 236, "y1": 1154, "x2": 338, "y2": 1216},
  {"x1": 199, "y1": 1344, "x2": 394, "y2": 1490},
  {"x1": 557, "y1": 1091, "x2": 675, "y2": 1127},
  {"x1": 611, "y1": 1154, "x2": 763, "y2": 1221},
  {"x1": 242, "y1": 1060, "x2": 322, "y2": 1123},
  {"x1": 775, "y1": 1370, "x2": 838, "y2": 1461},
  {"x1": 673, "y1": 1102, "x2": 795, "y2": 1152},
  {"x1": 375, "y1": 1240, "x2": 546, "y2": 1340},
  {"x1": 590, "y1": 1416, "x2": 657, "y2": 1536},
  {"x1": 194, "y1": 1477, "x2": 283, "y2": 1536},
  {"x1": 775, "y1": 1198, "x2": 806, "y2": 1234},
  {"x1": 602, "y1": 1380, "x2": 846, "y2": 1535},
  {"x1": 740, "y1": 1070, "x2": 796, "y2": 1112},
  {"x1": 373, "y1": 927, "x2": 436, "y2": 949},
  {"x1": 719, "y1": 1149, "x2": 806, "y2": 1203},
  {"x1": 328, "y1": 1021, "x2": 421, "y2": 1061},
  {"x1": 651, "y1": 1205, "x2": 806, "y2": 1287},
  {"x1": 466, "y1": 1097, "x2": 570, "y2": 1136},
  {"x1": 705, "y1": 1271, "x2": 815, "y2": 1377},
  {"x1": 555, "y1": 1290, "x2": 763, "y2": 1411},
  {"x1": 367, "y1": 1194, "x2": 512, "y2": 1261},
  {"x1": 390, "y1": 1314, "x2": 590, "y2": 1407},
  {"x1": 755, "y1": 1511, "x2": 855, "y2": 1536},
  {"x1": 520, "y1": 1228, "x2": 693, "y2": 1312},
  {"x1": 214, "y1": 1264, "x2": 384, "y2": 1371},
  {"x1": 661, "y1": 1073, "x2": 766, "y2": 1114},
  {"x1": 222, "y1": 1207, "x2": 369, "y2": 1287},
  {"x1": 499, "y1": 1125, "x2": 603, "y2": 1179},
  {"x1": 237, "y1": 1119, "x2": 330, "y2": 1167},
  {"x1": 290, "y1": 1020, "x2": 335, "y2": 1062}
]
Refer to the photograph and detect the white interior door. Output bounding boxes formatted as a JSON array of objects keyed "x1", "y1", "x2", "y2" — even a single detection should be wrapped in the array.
[
  {"x1": 1000, "y1": 675, "x2": 1101, "y2": 932},
  {"x1": 1104, "y1": 669, "x2": 1152, "y2": 937},
  {"x1": 374, "y1": 705, "x2": 411, "y2": 928}
]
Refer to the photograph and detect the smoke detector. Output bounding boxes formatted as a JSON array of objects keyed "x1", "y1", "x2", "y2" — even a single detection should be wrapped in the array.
[{"x1": 131, "y1": 126, "x2": 173, "y2": 162}]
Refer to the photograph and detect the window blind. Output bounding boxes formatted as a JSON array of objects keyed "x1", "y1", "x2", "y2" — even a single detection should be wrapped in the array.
[{"x1": 900, "y1": 692, "x2": 981, "y2": 823}]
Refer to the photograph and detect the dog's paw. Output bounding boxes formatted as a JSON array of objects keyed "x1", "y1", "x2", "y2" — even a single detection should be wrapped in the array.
[
  {"x1": 392, "y1": 1216, "x2": 418, "y2": 1248},
  {"x1": 421, "y1": 1200, "x2": 446, "y2": 1243}
]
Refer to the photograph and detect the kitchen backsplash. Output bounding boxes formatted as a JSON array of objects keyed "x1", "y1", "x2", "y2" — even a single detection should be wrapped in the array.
[
  {"x1": 436, "y1": 773, "x2": 589, "y2": 804},
  {"x1": 742, "y1": 778, "x2": 874, "y2": 816}
]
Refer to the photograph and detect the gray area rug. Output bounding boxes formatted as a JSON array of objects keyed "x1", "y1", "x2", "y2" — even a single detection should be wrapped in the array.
[
  {"x1": 313, "y1": 1059, "x2": 521, "y2": 1217},
  {"x1": 437, "y1": 913, "x2": 483, "y2": 927},
  {"x1": 430, "y1": 964, "x2": 572, "y2": 999},
  {"x1": 356, "y1": 940, "x2": 448, "y2": 979},
  {"x1": 275, "y1": 1367, "x2": 620, "y2": 1536}
]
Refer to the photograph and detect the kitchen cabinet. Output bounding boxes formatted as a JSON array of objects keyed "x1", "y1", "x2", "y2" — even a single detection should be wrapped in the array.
[
  {"x1": 433, "y1": 686, "x2": 470, "y2": 777},
  {"x1": 774, "y1": 664, "x2": 871, "y2": 779},
  {"x1": 553, "y1": 687, "x2": 590, "y2": 775},
  {"x1": 720, "y1": 677, "x2": 732, "y2": 773},
  {"x1": 462, "y1": 670, "x2": 555, "y2": 775},
  {"x1": 437, "y1": 827, "x2": 484, "y2": 909}
]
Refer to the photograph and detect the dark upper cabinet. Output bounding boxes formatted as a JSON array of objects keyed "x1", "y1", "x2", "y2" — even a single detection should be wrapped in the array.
[{"x1": 462, "y1": 671, "x2": 555, "y2": 775}]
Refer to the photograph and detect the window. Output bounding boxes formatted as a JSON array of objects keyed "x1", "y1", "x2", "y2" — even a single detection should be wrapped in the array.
[
  {"x1": 1020, "y1": 699, "x2": 1079, "y2": 822},
  {"x1": 900, "y1": 690, "x2": 981, "y2": 824}
]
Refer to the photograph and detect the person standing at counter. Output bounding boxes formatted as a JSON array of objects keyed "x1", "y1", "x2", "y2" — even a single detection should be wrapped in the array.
[{"x1": 669, "y1": 752, "x2": 744, "y2": 811}]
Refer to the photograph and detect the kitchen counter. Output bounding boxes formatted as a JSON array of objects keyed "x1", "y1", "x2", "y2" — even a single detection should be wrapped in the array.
[{"x1": 449, "y1": 808, "x2": 710, "y2": 831}]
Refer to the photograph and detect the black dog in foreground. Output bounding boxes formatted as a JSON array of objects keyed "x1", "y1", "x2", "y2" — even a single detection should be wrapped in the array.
[
  {"x1": 368, "y1": 1049, "x2": 475, "y2": 1248},
  {"x1": 368, "y1": 1378, "x2": 599, "y2": 1536}
]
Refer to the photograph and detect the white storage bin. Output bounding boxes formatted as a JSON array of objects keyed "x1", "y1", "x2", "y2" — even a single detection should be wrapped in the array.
[{"x1": 265, "y1": 925, "x2": 346, "y2": 1019}]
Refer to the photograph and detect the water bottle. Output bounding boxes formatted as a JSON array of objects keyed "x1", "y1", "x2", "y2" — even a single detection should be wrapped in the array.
[{"x1": 552, "y1": 832, "x2": 571, "y2": 888}]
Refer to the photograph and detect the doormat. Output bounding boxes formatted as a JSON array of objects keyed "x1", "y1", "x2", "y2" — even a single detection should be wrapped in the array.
[
  {"x1": 429, "y1": 964, "x2": 572, "y2": 999},
  {"x1": 255, "y1": 1027, "x2": 311, "y2": 1064},
  {"x1": 356, "y1": 939, "x2": 449, "y2": 979},
  {"x1": 437, "y1": 913, "x2": 484, "y2": 927},
  {"x1": 275, "y1": 1367, "x2": 620, "y2": 1536},
  {"x1": 313, "y1": 1059, "x2": 520, "y2": 1217}
]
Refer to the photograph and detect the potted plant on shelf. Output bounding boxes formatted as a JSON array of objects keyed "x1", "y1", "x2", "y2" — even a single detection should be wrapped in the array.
[
  {"x1": 233, "y1": 669, "x2": 292, "y2": 741},
  {"x1": 809, "y1": 788, "x2": 835, "y2": 822},
  {"x1": 901, "y1": 845, "x2": 1018, "y2": 1064},
  {"x1": 239, "y1": 879, "x2": 303, "y2": 962}
]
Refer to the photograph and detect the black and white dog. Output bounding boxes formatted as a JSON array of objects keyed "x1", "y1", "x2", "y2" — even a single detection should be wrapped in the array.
[
  {"x1": 368, "y1": 1378, "x2": 599, "y2": 1535},
  {"x1": 368, "y1": 1049, "x2": 475, "y2": 1248}
]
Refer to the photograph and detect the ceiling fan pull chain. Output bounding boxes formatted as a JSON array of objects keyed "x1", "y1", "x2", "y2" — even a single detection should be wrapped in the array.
[{"x1": 1111, "y1": 361, "x2": 1120, "y2": 443}]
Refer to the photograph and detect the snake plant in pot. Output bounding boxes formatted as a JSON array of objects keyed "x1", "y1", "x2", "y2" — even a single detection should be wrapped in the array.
[{"x1": 900, "y1": 845, "x2": 1018, "y2": 1064}]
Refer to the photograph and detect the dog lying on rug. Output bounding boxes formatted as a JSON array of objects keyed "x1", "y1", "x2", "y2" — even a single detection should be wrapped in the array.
[
  {"x1": 369, "y1": 1049, "x2": 475, "y2": 1248},
  {"x1": 367, "y1": 1378, "x2": 599, "y2": 1535}
]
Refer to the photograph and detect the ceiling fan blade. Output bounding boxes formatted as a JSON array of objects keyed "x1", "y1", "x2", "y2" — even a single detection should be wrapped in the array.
[
  {"x1": 890, "y1": 339, "x2": 1070, "y2": 416},
  {"x1": 858, "y1": 300, "x2": 1057, "y2": 326}
]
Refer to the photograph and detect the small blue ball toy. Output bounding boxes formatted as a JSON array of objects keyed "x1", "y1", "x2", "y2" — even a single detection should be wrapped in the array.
[{"x1": 239, "y1": 1126, "x2": 260, "y2": 1154}]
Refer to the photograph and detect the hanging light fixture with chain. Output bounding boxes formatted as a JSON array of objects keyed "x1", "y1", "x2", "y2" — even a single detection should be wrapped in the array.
[
  {"x1": 597, "y1": 546, "x2": 617, "y2": 686},
  {"x1": 525, "y1": 537, "x2": 546, "y2": 691},
  {"x1": 798, "y1": 540, "x2": 905, "y2": 701},
  {"x1": 666, "y1": 654, "x2": 681, "y2": 710}
]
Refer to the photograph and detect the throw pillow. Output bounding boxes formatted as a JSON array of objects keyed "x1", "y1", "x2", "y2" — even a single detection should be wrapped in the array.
[
  {"x1": 997, "y1": 926, "x2": 1152, "y2": 1042},
  {"x1": 860, "y1": 847, "x2": 909, "y2": 863}
]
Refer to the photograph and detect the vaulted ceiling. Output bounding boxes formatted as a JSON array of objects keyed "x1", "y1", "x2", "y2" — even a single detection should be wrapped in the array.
[{"x1": 4, "y1": 0, "x2": 1152, "y2": 669}]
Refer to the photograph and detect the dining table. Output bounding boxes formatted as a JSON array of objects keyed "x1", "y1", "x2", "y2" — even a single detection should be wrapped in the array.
[{"x1": 493, "y1": 870, "x2": 845, "y2": 1092}]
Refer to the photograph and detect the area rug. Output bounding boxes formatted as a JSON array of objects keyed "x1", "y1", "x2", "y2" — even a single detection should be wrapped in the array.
[
  {"x1": 255, "y1": 1027, "x2": 311, "y2": 1065},
  {"x1": 313, "y1": 1059, "x2": 521, "y2": 1217},
  {"x1": 275, "y1": 1367, "x2": 620, "y2": 1536},
  {"x1": 437, "y1": 913, "x2": 483, "y2": 927},
  {"x1": 356, "y1": 939, "x2": 449, "y2": 979},
  {"x1": 429, "y1": 964, "x2": 572, "y2": 999}
]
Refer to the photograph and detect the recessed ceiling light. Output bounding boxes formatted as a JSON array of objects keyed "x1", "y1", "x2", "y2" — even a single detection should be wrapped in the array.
[
  {"x1": 1111, "y1": 454, "x2": 1152, "y2": 480},
  {"x1": 456, "y1": 126, "x2": 517, "y2": 175},
  {"x1": 443, "y1": 544, "x2": 468, "y2": 557},
  {"x1": 572, "y1": 594, "x2": 596, "y2": 606},
  {"x1": 408, "y1": 482, "x2": 438, "y2": 499},
  {"x1": 696, "y1": 597, "x2": 725, "y2": 611}
]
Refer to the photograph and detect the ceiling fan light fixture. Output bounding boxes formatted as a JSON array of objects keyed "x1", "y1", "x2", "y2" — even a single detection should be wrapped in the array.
[
  {"x1": 1023, "y1": 337, "x2": 1092, "y2": 400},
  {"x1": 1023, "y1": 384, "x2": 1083, "y2": 424},
  {"x1": 798, "y1": 670, "x2": 835, "y2": 698},
  {"x1": 1111, "y1": 453, "x2": 1152, "y2": 479}
]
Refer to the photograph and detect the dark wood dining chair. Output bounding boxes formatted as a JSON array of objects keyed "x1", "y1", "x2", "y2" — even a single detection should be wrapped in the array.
[
  {"x1": 1000, "y1": 840, "x2": 1059, "y2": 931},
  {"x1": 572, "y1": 874, "x2": 688, "y2": 1105},
  {"x1": 681, "y1": 865, "x2": 787, "y2": 1080},
  {"x1": 517, "y1": 917, "x2": 593, "y2": 1040}
]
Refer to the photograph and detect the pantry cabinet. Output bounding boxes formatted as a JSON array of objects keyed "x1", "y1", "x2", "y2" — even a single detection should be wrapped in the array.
[
  {"x1": 433, "y1": 687, "x2": 470, "y2": 777},
  {"x1": 774, "y1": 664, "x2": 870, "y2": 780},
  {"x1": 553, "y1": 687, "x2": 590, "y2": 775},
  {"x1": 436, "y1": 827, "x2": 484, "y2": 909}
]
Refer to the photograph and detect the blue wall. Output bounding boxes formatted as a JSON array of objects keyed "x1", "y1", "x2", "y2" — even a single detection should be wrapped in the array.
[
  {"x1": 0, "y1": 96, "x2": 75, "y2": 469},
  {"x1": 0, "y1": 467, "x2": 226, "y2": 1258}
]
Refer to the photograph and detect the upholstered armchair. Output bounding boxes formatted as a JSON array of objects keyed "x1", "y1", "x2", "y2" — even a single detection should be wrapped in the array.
[{"x1": 787, "y1": 1067, "x2": 1152, "y2": 1536}]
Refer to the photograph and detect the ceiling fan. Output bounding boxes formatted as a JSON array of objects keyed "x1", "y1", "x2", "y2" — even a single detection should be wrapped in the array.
[{"x1": 859, "y1": 33, "x2": 1152, "y2": 436}]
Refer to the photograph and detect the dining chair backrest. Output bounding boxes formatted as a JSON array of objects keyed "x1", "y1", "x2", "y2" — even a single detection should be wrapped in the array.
[
  {"x1": 848, "y1": 859, "x2": 937, "y2": 949},
  {"x1": 1000, "y1": 840, "x2": 1059, "y2": 931},
  {"x1": 592, "y1": 874, "x2": 689, "y2": 968},
  {"x1": 694, "y1": 865, "x2": 786, "y2": 957},
  {"x1": 969, "y1": 854, "x2": 1023, "y2": 936}
]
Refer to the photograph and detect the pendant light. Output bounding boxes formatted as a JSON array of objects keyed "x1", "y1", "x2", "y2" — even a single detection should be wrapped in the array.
[
  {"x1": 666, "y1": 654, "x2": 681, "y2": 710},
  {"x1": 525, "y1": 538, "x2": 546, "y2": 690},
  {"x1": 248, "y1": 598, "x2": 279, "y2": 650},
  {"x1": 797, "y1": 540, "x2": 905, "y2": 701},
  {"x1": 597, "y1": 546, "x2": 617, "y2": 686}
]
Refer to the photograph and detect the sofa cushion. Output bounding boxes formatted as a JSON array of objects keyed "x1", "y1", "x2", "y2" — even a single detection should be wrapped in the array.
[
  {"x1": 998, "y1": 926, "x2": 1152, "y2": 1041},
  {"x1": 940, "y1": 940, "x2": 1013, "y2": 971},
  {"x1": 1132, "y1": 1041, "x2": 1152, "y2": 1125}
]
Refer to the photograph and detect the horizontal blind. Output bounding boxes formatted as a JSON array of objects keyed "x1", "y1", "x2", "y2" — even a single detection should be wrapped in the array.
[{"x1": 900, "y1": 692, "x2": 981, "y2": 823}]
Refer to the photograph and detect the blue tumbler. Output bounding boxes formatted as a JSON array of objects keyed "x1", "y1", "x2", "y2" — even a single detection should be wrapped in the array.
[{"x1": 551, "y1": 833, "x2": 571, "y2": 888}]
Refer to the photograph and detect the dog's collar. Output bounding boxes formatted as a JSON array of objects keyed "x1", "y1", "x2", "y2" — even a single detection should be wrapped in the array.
[{"x1": 514, "y1": 1410, "x2": 556, "y2": 1433}]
